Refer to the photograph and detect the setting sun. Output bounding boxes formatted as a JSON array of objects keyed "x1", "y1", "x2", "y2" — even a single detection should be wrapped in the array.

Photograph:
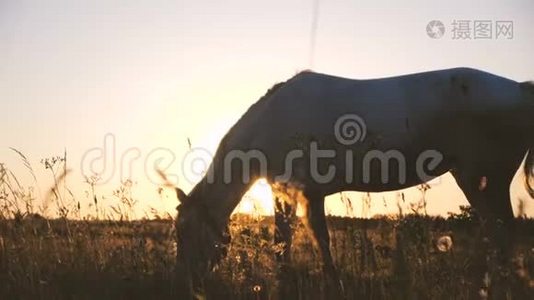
[{"x1": 236, "y1": 179, "x2": 274, "y2": 215}]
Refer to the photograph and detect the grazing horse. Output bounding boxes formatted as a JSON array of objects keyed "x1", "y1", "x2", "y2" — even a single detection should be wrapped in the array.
[{"x1": 174, "y1": 67, "x2": 534, "y2": 296}]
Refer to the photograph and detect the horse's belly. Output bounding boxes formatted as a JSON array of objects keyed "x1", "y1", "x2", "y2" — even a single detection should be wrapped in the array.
[{"x1": 329, "y1": 151, "x2": 453, "y2": 193}]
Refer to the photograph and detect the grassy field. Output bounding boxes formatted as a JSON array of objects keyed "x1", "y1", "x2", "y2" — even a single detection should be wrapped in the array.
[
  {"x1": 1, "y1": 154, "x2": 534, "y2": 299},
  {"x1": 1, "y1": 212, "x2": 533, "y2": 299}
]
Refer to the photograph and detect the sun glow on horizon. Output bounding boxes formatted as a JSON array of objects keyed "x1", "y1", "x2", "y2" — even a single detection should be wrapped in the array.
[
  {"x1": 235, "y1": 179, "x2": 274, "y2": 215},
  {"x1": 2, "y1": 0, "x2": 534, "y2": 219}
]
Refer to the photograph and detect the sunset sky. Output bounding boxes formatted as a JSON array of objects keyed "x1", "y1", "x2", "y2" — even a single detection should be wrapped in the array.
[{"x1": 1, "y1": 0, "x2": 534, "y2": 218}]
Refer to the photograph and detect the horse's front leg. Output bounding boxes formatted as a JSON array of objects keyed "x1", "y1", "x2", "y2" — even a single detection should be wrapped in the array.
[
  {"x1": 303, "y1": 192, "x2": 343, "y2": 296},
  {"x1": 274, "y1": 196, "x2": 296, "y2": 267},
  {"x1": 273, "y1": 196, "x2": 298, "y2": 297}
]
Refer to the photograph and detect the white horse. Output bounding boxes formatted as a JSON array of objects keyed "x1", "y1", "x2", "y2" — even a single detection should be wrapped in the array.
[{"x1": 174, "y1": 67, "x2": 534, "y2": 295}]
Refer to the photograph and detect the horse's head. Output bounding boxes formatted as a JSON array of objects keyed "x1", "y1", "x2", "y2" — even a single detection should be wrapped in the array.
[{"x1": 174, "y1": 188, "x2": 230, "y2": 292}]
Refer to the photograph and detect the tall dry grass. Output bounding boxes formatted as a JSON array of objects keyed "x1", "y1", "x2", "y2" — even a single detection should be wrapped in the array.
[{"x1": 0, "y1": 150, "x2": 533, "y2": 299}]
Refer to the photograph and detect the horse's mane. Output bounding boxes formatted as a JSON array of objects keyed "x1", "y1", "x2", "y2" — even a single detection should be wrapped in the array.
[
  {"x1": 219, "y1": 81, "x2": 286, "y2": 145},
  {"x1": 218, "y1": 71, "x2": 312, "y2": 144},
  {"x1": 201, "y1": 74, "x2": 298, "y2": 184}
]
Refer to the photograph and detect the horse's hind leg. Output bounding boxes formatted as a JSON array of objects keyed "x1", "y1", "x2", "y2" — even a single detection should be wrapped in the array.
[
  {"x1": 451, "y1": 163, "x2": 517, "y2": 297},
  {"x1": 451, "y1": 164, "x2": 515, "y2": 222}
]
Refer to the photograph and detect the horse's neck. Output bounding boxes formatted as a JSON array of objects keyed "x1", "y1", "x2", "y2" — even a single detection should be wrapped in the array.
[
  {"x1": 195, "y1": 176, "x2": 253, "y2": 226},
  {"x1": 193, "y1": 133, "x2": 260, "y2": 225}
]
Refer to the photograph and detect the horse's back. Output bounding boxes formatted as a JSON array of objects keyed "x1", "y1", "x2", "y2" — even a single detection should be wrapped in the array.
[{"x1": 221, "y1": 68, "x2": 526, "y2": 189}]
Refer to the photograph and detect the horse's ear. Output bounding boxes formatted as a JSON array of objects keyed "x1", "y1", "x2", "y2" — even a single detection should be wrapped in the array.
[{"x1": 175, "y1": 188, "x2": 189, "y2": 204}]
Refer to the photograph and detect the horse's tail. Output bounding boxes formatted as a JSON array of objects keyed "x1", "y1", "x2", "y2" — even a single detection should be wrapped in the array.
[
  {"x1": 525, "y1": 150, "x2": 534, "y2": 198},
  {"x1": 520, "y1": 81, "x2": 534, "y2": 198}
]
